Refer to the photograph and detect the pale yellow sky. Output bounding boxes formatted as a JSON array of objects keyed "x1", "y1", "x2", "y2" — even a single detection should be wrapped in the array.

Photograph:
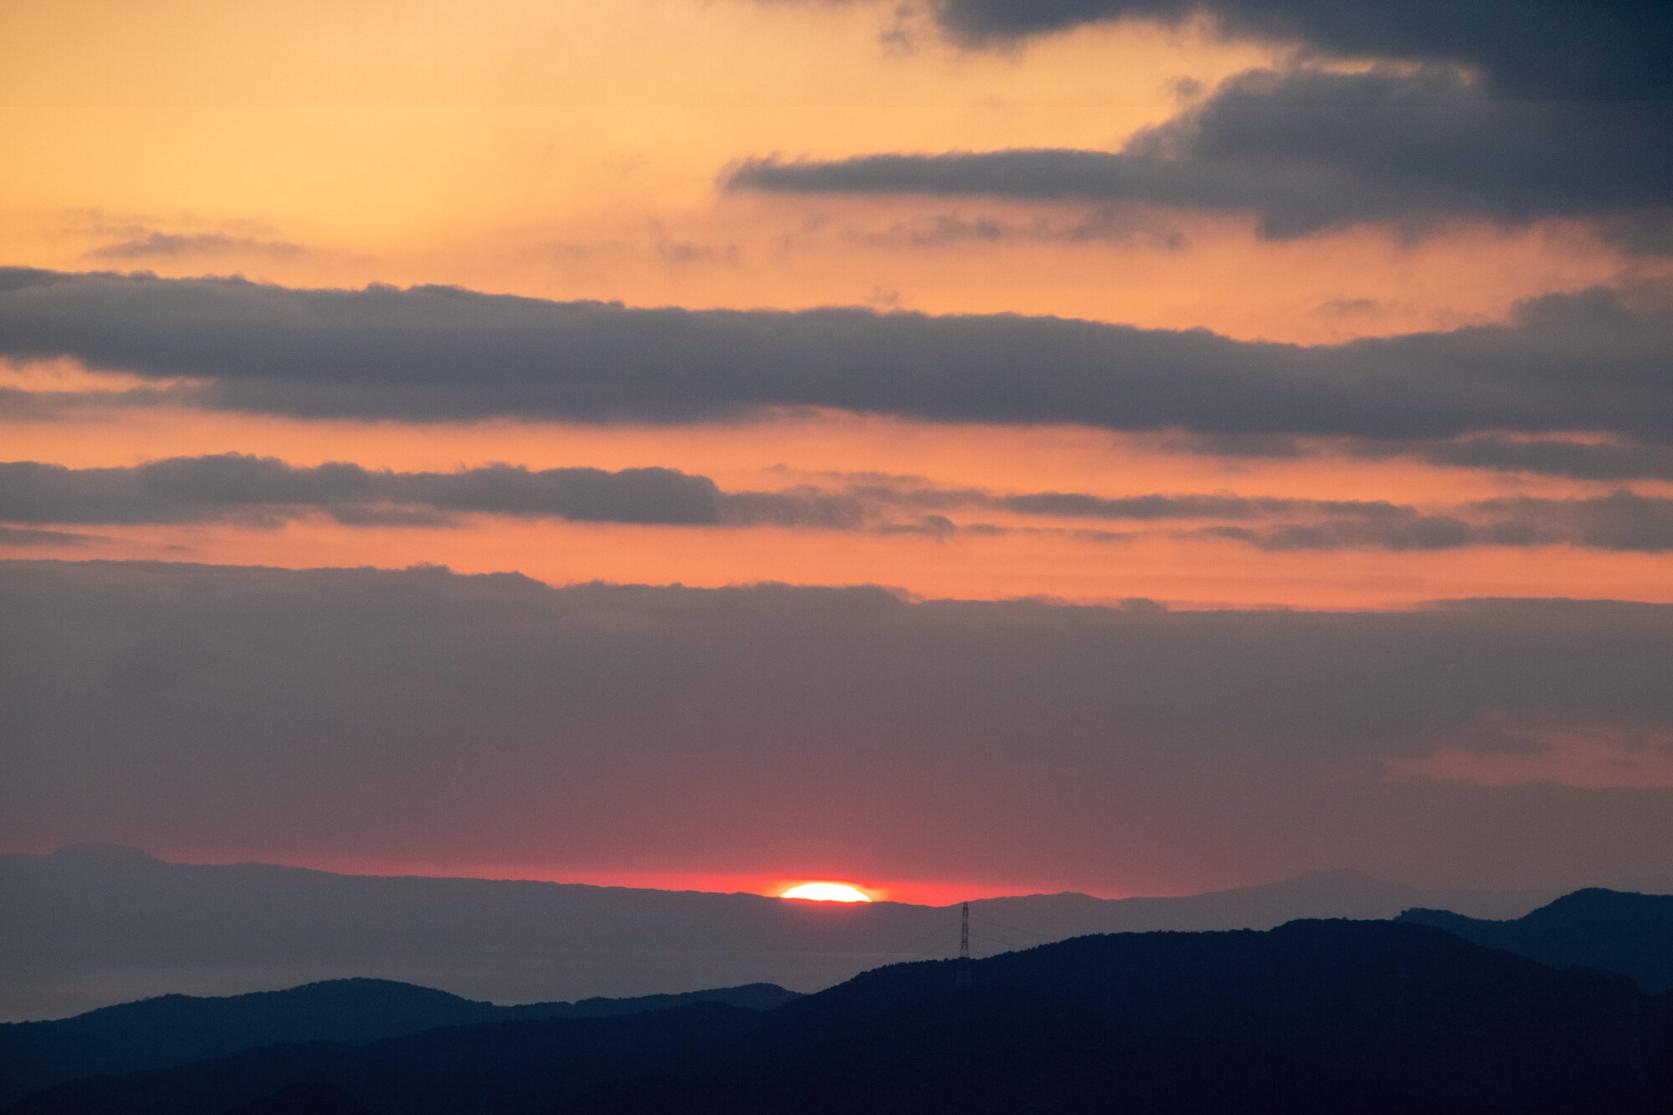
[
  {"x1": 2, "y1": 0, "x2": 1666, "y2": 608},
  {"x1": 0, "y1": 0, "x2": 1635, "y2": 340}
]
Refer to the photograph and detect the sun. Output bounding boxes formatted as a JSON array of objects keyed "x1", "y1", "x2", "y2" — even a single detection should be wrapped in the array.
[{"x1": 780, "y1": 882, "x2": 873, "y2": 903}]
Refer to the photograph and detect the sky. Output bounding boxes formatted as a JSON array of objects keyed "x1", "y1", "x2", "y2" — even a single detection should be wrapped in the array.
[{"x1": 2, "y1": 0, "x2": 1671, "y2": 902}]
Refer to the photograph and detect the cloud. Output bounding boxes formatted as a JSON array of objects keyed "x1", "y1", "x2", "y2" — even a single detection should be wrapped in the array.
[
  {"x1": 873, "y1": 512, "x2": 960, "y2": 537},
  {"x1": 13, "y1": 457, "x2": 1672, "y2": 552},
  {"x1": 920, "y1": 1, "x2": 1673, "y2": 100},
  {"x1": 3, "y1": 269, "x2": 1671, "y2": 439},
  {"x1": 1192, "y1": 492, "x2": 1673, "y2": 552},
  {"x1": 729, "y1": 66, "x2": 1673, "y2": 241},
  {"x1": 1404, "y1": 438, "x2": 1673, "y2": 482},
  {"x1": 1161, "y1": 432, "x2": 1673, "y2": 481},
  {"x1": 0, "y1": 384, "x2": 208, "y2": 420},
  {"x1": 3, "y1": 558, "x2": 1671, "y2": 889},
  {"x1": 857, "y1": 208, "x2": 1185, "y2": 249},
  {"x1": 0, "y1": 456, "x2": 864, "y2": 530},
  {"x1": 84, "y1": 232, "x2": 304, "y2": 262},
  {"x1": 1315, "y1": 298, "x2": 1403, "y2": 321},
  {"x1": 0, "y1": 526, "x2": 104, "y2": 547},
  {"x1": 1470, "y1": 490, "x2": 1673, "y2": 553},
  {"x1": 1388, "y1": 714, "x2": 1673, "y2": 791},
  {"x1": 1197, "y1": 517, "x2": 1553, "y2": 552},
  {"x1": 652, "y1": 234, "x2": 743, "y2": 267},
  {"x1": 0, "y1": 456, "x2": 1415, "y2": 537},
  {"x1": 998, "y1": 491, "x2": 1407, "y2": 521}
]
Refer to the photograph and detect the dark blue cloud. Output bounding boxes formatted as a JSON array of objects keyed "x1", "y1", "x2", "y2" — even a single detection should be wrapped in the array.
[
  {"x1": 0, "y1": 456, "x2": 864, "y2": 530},
  {"x1": 731, "y1": 66, "x2": 1673, "y2": 241},
  {"x1": 3, "y1": 269, "x2": 1670, "y2": 439},
  {"x1": 928, "y1": 1, "x2": 1673, "y2": 100},
  {"x1": 8, "y1": 456, "x2": 1673, "y2": 551}
]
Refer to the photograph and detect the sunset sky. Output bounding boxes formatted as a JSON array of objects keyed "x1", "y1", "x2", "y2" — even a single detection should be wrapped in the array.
[{"x1": 3, "y1": 0, "x2": 1671, "y2": 902}]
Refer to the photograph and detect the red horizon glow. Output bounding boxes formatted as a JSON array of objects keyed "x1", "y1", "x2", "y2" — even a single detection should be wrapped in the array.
[
  {"x1": 32, "y1": 844, "x2": 1126, "y2": 906},
  {"x1": 780, "y1": 882, "x2": 873, "y2": 902}
]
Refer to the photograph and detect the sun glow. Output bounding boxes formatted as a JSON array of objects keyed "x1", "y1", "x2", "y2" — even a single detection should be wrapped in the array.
[{"x1": 780, "y1": 882, "x2": 873, "y2": 903}]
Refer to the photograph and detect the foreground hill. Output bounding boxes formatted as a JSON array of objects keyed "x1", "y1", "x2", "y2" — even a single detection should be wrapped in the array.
[
  {"x1": 0, "y1": 979, "x2": 795, "y2": 1107},
  {"x1": 9, "y1": 919, "x2": 1669, "y2": 1114},
  {"x1": 0, "y1": 844, "x2": 1584, "y2": 1020},
  {"x1": 1399, "y1": 888, "x2": 1673, "y2": 992}
]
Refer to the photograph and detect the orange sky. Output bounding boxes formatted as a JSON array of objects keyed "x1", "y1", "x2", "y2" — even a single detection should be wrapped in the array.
[
  {"x1": 3, "y1": 0, "x2": 1667, "y2": 617},
  {"x1": 4, "y1": 371, "x2": 1669, "y2": 607},
  {"x1": 0, "y1": 0, "x2": 1645, "y2": 341},
  {"x1": 4, "y1": 0, "x2": 1671, "y2": 900}
]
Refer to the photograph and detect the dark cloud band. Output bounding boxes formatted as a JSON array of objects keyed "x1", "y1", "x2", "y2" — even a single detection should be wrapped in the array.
[
  {"x1": 0, "y1": 456, "x2": 863, "y2": 530},
  {"x1": 1409, "y1": 438, "x2": 1673, "y2": 482},
  {"x1": 3, "y1": 269, "x2": 1671, "y2": 440},
  {"x1": 7, "y1": 455, "x2": 1673, "y2": 551},
  {"x1": 730, "y1": 67, "x2": 1673, "y2": 242},
  {"x1": 3, "y1": 558, "x2": 1670, "y2": 887},
  {"x1": 1165, "y1": 433, "x2": 1673, "y2": 482},
  {"x1": 925, "y1": 1, "x2": 1673, "y2": 100}
]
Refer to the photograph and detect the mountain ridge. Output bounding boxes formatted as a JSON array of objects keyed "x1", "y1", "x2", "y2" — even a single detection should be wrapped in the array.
[
  {"x1": 7, "y1": 844, "x2": 1659, "y2": 1021},
  {"x1": 1398, "y1": 887, "x2": 1673, "y2": 991},
  {"x1": 8, "y1": 918, "x2": 1668, "y2": 1114},
  {"x1": 0, "y1": 977, "x2": 797, "y2": 1107}
]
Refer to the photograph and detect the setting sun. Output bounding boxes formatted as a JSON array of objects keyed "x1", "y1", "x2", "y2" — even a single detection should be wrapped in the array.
[{"x1": 780, "y1": 882, "x2": 872, "y2": 903}]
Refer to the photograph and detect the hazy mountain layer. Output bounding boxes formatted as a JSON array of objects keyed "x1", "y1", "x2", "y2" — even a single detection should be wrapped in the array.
[{"x1": 1, "y1": 844, "x2": 1592, "y2": 1021}]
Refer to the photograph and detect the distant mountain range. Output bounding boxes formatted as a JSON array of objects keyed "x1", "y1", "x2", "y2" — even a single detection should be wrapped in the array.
[
  {"x1": 1400, "y1": 887, "x2": 1673, "y2": 992},
  {"x1": 5, "y1": 915, "x2": 1669, "y2": 1114},
  {"x1": 0, "y1": 979, "x2": 796, "y2": 1107},
  {"x1": 12, "y1": 844, "x2": 1656, "y2": 1022}
]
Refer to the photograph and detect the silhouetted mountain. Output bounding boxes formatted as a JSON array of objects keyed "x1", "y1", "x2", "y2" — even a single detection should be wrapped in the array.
[
  {"x1": 218, "y1": 1084, "x2": 377, "y2": 1115},
  {"x1": 967, "y1": 868, "x2": 1557, "y2": 943},
  {"x1": 1400, "y1": 888, "x2": 1673, "y2": 992},
  {"x1": 0, "y1": 845, "x2": 1588, "y2": 1021},
  {"x1": 9, "y1": 920, "x2": 1670, "y2": 1114},
  {"x1": 0, "y1": 978, "x2": 795, "y2": 1106},
  {"x1": 4, "y1": 1005, "x2": 764, "y2": 1115},
  {"x1": 572, "y1": 986, "x2": 1416, "y2": 1115}
]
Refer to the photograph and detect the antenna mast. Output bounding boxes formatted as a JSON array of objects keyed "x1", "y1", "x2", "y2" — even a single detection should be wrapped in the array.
[{"x1": 955, "y1": 901, "x2": 972, "y2": 988}]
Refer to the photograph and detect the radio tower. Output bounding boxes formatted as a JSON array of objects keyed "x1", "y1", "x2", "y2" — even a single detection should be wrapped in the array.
[{"x1": 955, "y1": 901, "x2": 972, "y2": 988}]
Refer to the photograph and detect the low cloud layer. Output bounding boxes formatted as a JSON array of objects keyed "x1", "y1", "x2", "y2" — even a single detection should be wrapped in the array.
[
  {"x1": 856, "y1": 208, "x2": 1185, "y2": 250},
  {"x1": 4, "y1": 269, "x2": 1671, "y2": 439},
  {"x1": 1165, "y1": 433, "x2": 1673, "y2": 482},
  {"x1": 731, "y1": 66, "x2": 1673, "y2": 242},
  {"x1": 3, "y1": 559, "x2": 1670, "y2": 891},
  {"x1": 1403, "y1": 438, "x2": 1673, "y2": 483},
  {"x1": 84, "y1": 232, "x2": 304, "y2": 262},
  {"x1": 0, "y1": 456, "x2": 863, "y2": 530},
  {"x1": 920, "y1": 1, "x2": 1673, "y2": 101},
  {"x1": 8, "y1": 455, "x2": 1673, "y2": 551}
]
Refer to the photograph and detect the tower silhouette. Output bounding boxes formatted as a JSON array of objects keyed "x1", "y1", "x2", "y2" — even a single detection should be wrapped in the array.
[{"x1": 955, "y1": 901, "x2": 972, "y2": 988}]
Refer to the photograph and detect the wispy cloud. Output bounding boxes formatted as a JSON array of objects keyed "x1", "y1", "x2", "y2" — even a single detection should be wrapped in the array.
[
  {"x1": 85, "y1": 231, "x2": 304, "y2": 262},
  {"x1": 8, "y1": 456, "x2": 1673, "y2": 552}
]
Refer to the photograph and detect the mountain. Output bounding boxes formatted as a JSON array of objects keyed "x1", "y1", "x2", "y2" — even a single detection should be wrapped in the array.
[
  {"x1": 217, "y1": 1084, "x2": 377, "y2": 1115},
  {"x1": 8, "y1": 919, "x2": 1669, "y2": 1114},
  {"x1": 966, "y1": 867, "x2": 1558, "y2": 942},
  {"x1": 1399, "y1": 888, "x2": 1673, "y2": 992},
  {"x1": 0, "y1": 845, "x2": 1585, "y2": 1021},
  {"x1": 0, "y1": 978, "x2": 796, "y2": 1107}
]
